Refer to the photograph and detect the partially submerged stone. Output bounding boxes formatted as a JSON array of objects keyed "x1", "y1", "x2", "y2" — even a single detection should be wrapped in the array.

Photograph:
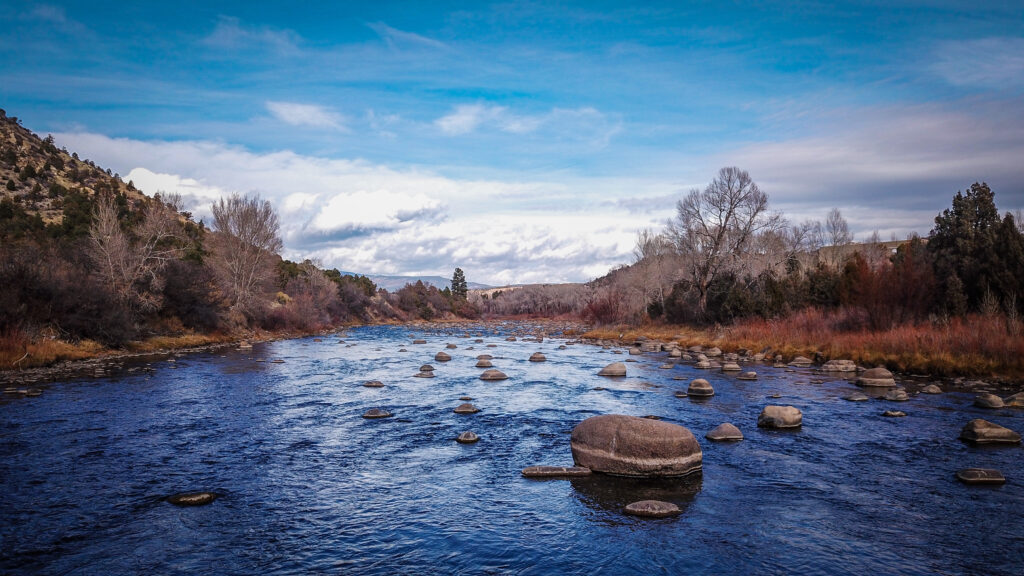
[
  {"x1": 659, "y1": 363, "x2": 674, "y2": 370},
  {"x1": 721, "y1": 362, "x2": 742, "y2": 372},
  {"x1": 882, "y1": 410, "x2": 907, "y2": 417},
  {"x1": 363, "y1": 408, "x2": 393, "y2": 419},
  {"x1": 687, "y1": 378, "x2": 714, "y2": 397},
  {"x1": 414, "y1": 371, "x2": 435, "y2": 378},
  {"x1": 705, "y1": 347, "x2": 722, "y2": 357},
  {"x1": 521, "y1": 465, "x2": 592, "y2": 478},
  {"x1": 960, "y1": 419, "x2": 1021, "y2": 444},
  {"x1": 974, "y1": 393, "x2": 1005, "y2": 409},
  {"x1": 458, "y1": 396, "x2": 473, "y2": 401},
  {"x1": 673, "y1": 390, "x2": 688, "y2": 398},
  {"x1": 705, "y1": 423, "x2": 743, "y2": 441},
  {"x1": 695, "y1": 360, "x2": 712, "y2": 369},
  {"x1": 884, "y1": 388, "x2": 909, "y2": 402},
  {"x1": 623, "y1": 500, "x2": 682, "y2": 518},
  {"x1": 956, "y1": 468, "x2": 1006, "y2": 485},
  {"x1": 435, "y1": 351, "x2": 452, "y2": 362},
  {"x1": 480, "y1": 369, "x2": 508, "y2": 381},
  {"x1": 757, "y1": 405, "x2": 803, "y2": 429},
  {"x1": 413, "y1": 339, "x2": 427, "y2": 344},
  {"x1": 529, "y1": 352, "x2": 546, "y2": 362},
  {"x1": 822, "y1": 359, "x2": 857, "y2": 372},
  {"x1": 789, "y1": 356, "x2": 813, "y2": 367},
  {"x1": 857, "y1": 367, "x2": 897, "y2": 387},
  {"x1": 598, "y1": 362, "x2": 627, "y2": 377},
  {"x1": 454, "y1": 403, "x2": 480, "y2": 414},
  {"x1": 456, "y1": 431, "x2": 480, "y2": 444},
  {"x1": 446, "y1": 343, "x2": 458, "y2": 349},
  {"x1": 476, "y1": 359, "x2": 493, "y2": 368},
  {"x1": 921, "y1": 384, "x2": 943, "y2": 394},
  {"x1": 1005, "y1": 392, "x2": 1024, "y2": 407},
  {"x1": 570, "y1": 414, "x2": 702, "y2": 477},
  {"x1": 737, "y1": 371, "x2": 757, "y2": 381},
  {"x1": 844, "y1": 392, "x2": 870, "y2": 402},
  {"x1": 167, "y1": 492, "x2": 219, "y2": 507},
  {"x1": 420, "y1": 364, "x2": 435, "y2": 372},
  {"x1": 363, "y1": 380, "x2": 384, "y2": 388}
]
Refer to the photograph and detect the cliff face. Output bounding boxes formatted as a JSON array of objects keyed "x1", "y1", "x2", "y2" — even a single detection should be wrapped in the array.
[{"x1": 0, "y1": 109, "x2": 147, "y2": 231}]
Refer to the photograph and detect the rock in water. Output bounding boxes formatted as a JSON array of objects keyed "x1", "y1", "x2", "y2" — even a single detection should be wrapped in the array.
[
  {"x1": 167, "y1": 492, "x2": 218, "y2": 506},
  {"x1": 882, "y1": 410, "x2": 907, "y2": 417},
  {"x1": 721, "y1": 362, "x2": 741, "y2": 372},
  {"x1": 884, "y1": 388, "x2": 909, "y2": 402},
  {"x1": 844, "y1": 393, "x2": 870, "y2": 402},
  {"x1": 598, "y1": 362, "x2": 627, "y2": 377},
  {"x1": 435, "y1": 351, "x2": 452, "y2": 362},
  {"x1": 687, "y1": 378, "x2": 715, "y2": 397},
  {"x1": 956, "y1": 468, "x2": 1006, "y2": 485},
  {"x1": 420, "y1": 364, "x2": 435, "y2": 372},
  {"x1": 737, "y1": 371, "x2": 757, "y2": 381},
  {"x1": 570, "y1": 414, "x2": 702, "y2": 477},
  {"x1": 413, "y1": 339, "x2": 427, "y2": 344},
  {"x1": 623, "y1": 500, "x2": 682, "y2": 518},
  {"x1": 857, "y1": 367, "x2": 896, "y2": 387},
  {"x1": 363, "y1": 408, "x2": 392, "y2": 419},
  {"x1": 529, "y1": 352, "x2": 546, "y2": 362},
  {"x1": 974, "y1": 393, "x2": 1004, "y2": 409},
  {"x1": 414, "y1": 371, "x2": 435, "y2": 378},
  {"x1": 475, "y1": 359, "x2": 493, "y2": 368},
  {"x1": 454, "y1": 403, "x2": 480, "y2": 414},
  {"x1": 921, "y1": 384, "x2": 943, "y2": 394},
  {"x1": 521, "y1": 466, "x2": 592, "y2": 478},
  {"x1": 456, "y1": 431, "x2": 480, "y2": 444},
  {"x1": 1005, "y1": 392, "x2": 1024, "y2": 407},
  {"x1": 757, "y1": 405, "x2": 802, "y2": 428},
  {"x1": 705, "y1": 423, "x2": 743, "y2": 441},
  {"x1": 480, "y1": 369, "x2": 508, "y2": 381},
  {"x1": 960, "y1": 419, "x2": 1021, "y2": 444},
  {"x1": 446, "y1": 343, "x2": 458, "y2": 349},
  {"x1": 822, "y1": 359, "x2": 857, "y2": 372},
  {"x1": 789, "y1": 356, "x2": 813, "y2": 367},
  {"x1": 363, "y1": 380, "x2": 384, "y2": 388}
]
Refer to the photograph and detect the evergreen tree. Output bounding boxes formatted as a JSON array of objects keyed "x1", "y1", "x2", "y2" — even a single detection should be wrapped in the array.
[{"x1": 451, "y1": 267, "x2": 468, "y2": 299}]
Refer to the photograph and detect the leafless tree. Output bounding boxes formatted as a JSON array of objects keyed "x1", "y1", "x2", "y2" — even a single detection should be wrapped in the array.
[
  {"x1": 822, "y1": 207, "x2": 853, "y2": 268},
  {"x1": 666, "y1": 167, "x2": 783, "y2": 314},
  {"x1": 88, "y1": 194, "x2": 185, "y2": 315},
  {"x1": 209, "y1": 193, "x2": 283, "y2": 312},
  {"x1": 632, "y1": 228, "x2": 675, "y2": 317}
]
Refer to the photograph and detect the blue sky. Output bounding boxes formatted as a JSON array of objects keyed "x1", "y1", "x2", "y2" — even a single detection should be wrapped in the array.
[{"x1": 2, "y1": 1, "x2": 1022, "y2": 284}]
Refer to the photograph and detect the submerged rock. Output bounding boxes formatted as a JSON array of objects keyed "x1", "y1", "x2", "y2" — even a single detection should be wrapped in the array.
[
  {"x1": 687, "y1": 378, "x2": 714, "y2": 397},
  {"x1": 882, "y1": 410, "x2": 907, "y2": 417},
  {"x1": 414, "y1": 371, "x2": 435, "y2": 378},
  {"x1": 721, "y1": 362, "x2": 741, "y2": 372},
  {"x1": 456, "y1": 431, "x2": 480, "y2": 444},
  {"x1": 757, "y1": 405, "x2": 803, "y2": 428},
  {"x1": 956, "y1": 468, "x2": 1006, "y2": 485},
  {"x1": 167, "y1": 492, "x2": 219, "y2": 507},
  {"x1": 960, "y1": 419, "x2": 1021, "y2": 444},
  {"x1": 921, "y1": 384, "x2": 943, "y2": 394},
  {"x1": 435, "y1": 351, "x2": 452, "y2": 362},
  {"x1": 598, "y1": 362, "x2": 627, "y2": 377},
  {"x1": 521, "y1": 465, "x2": 592, "y2": 478},
  {"x1": 570, "y1": 414, "x2": 702, "y2": 478},
  {"x1": 420, "y1": 364, "x2": 435, "y2": 372},
  {"x1": 475, "y1": 359, "x2": 493, "y2": 368},
  {"x1": 974, "y1": 393, "x2": 1005, "y2": 409},
  {"x1": 458, "y1": 396, "x2": 473, "y2": 401},
  {"x1": 884, "y1": 388, "x2": 909, "y2": 402},
  {"x1": 695, "y1": 360, "x2": 712, "y2": 369},
  {"x1": 529, "y1": 352, "x2": 546, "y2": 362},
  {"x1": 480, "y1": 369, "x2": 508, "y2": 381},
  {"x1": 623, "y1": 500, "x2": 682, "y2": 518},
  {"x1": 363, "y1": 408, "x2": 392, "y2": 419},
  {"x1": 413, "y1": 339, "x2": 427, "y2": 344},
  {"x1": 844, "y1": 392, "x2": 870, "y2": 402},
  {"x1": 673, "y1": 390, "x2": 688, "y2": 398},
  {"x1": 857, "y1": 367, "x2": 897, "y2": 387},
  {"x1": 737, "y1": 371, "x2": 758, "y2": 381},
  {"x1": 454, "y1": 403, "x2": 480, "y2": 414},
  {"x1": 446, "y1": 343, "x2": 458, "y2": 349},
  {"x1": 705, "y1": 423, "x2": 743, "y2": 441},
  {"x1": 363, "y1": 380, "x2": 384, "y2": 388}
]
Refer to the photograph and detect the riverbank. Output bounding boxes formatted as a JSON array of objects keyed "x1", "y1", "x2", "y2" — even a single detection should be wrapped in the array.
[{"x1": 582, "y1": 309, "x2": 1024, "y2": 384}]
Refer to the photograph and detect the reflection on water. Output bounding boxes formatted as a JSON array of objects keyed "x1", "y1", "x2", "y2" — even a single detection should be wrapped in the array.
[{"x1": 1, "y1": 324, "x2": 1023, "y2": 575}]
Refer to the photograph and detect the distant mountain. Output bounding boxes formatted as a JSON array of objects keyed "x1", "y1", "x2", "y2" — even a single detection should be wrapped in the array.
[{"x1": 339, "y1": 272, "x2": 492, "y2": 292}]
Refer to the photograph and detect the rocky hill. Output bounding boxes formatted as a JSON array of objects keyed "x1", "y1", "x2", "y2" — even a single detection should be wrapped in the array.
[{"x1": 0, "y1": 109, "x2": 148, "y2": 236}]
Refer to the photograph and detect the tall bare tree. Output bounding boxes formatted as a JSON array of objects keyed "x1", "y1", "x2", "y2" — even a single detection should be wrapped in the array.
[
  {"x1": 632, "y1": 228, "x2": 675, "y2": 317},
  {"x1": 666, "y1": 167, "x2": 782, "y2": 314},
  {"x1": 88, "y1": 193, "x2": 185, "y2": 315},
  {"x1": 823, "y1": 207, "x2": 853, "y2": 267},
  {"x1": 209, "y1": 193, "x2": 283, "y2": 312}
]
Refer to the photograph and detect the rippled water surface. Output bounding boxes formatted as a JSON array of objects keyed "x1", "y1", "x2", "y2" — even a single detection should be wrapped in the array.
[{"x1": 2, "y1": 325, "x2": 1023, "y2": 575}]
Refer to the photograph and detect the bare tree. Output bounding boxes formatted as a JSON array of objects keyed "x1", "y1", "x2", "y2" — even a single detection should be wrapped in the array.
[
  {"x1": 823, "y1": 207, "x2": 853, "y2": 267},
  {"x1": 632, "y1": 228, "x2": 675, "y2": 317},
  {"x1": 88, "y1": 194, "x2": 185, "y2": 315},
  {"x1": 666, "y1": 167, "x2": 783, "y2": 314},
  {"x1": 209, "y1": 193, "x2": 283, "y2": 312}
]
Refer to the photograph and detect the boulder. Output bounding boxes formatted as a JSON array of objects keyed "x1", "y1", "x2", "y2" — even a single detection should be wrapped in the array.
[
  {"x1": 446, "y1": 343, "x2": 458, "y2": 349},
  {"x1": 414, "y1": 371, "x2": 435, "y2": 378},
  {"x1": 362, "y1": 408, "x2": 392, "y2": 419},
  {"x1": 456, "y1": 431, "x2": 480, "y2": 444},
  {"x1": 506, "y1": 336, "x2": 517, "y2": 342},
  {"x1": 420, "y1": 364, "x2": 435, "y2": 372},
  {"x1": 363, "y1": 380, "x2": 384, "y2": 388},
  {"x1": 476, "y1": 354, "x2": 493, "y2": 360},
  {"x1": 757, "y1": 405, "x2": 802, "y2": 428},
  {"x1": 687, "y1": 378, "x2": 714, "y2": 397},
  {"x1": 695, "y1": 360, "x2": 712, "y2": 369},
  {"x1": 167, "y1": 492, "x2": 219, "y2": 506},
  {"x1": 669, "y1": 349, "x2": 682, "y2": 358},
  {"x1": 521, "y1": 465, "x2": 592, "y2": 478},
  {"x1": 623, "y1": 500, "x2": 682, "y2": 518},
  {"x1": 529, "y1": 352, "x2": 546, "y2": 362},
  {"x1": 480, "y1": 369, "x2": 508, "y2": 381},
  {"x1": 454, "y1": 403, "x2": 480, "y2": 414},
  {"x1": 956, "y1": 468, "x2": 1006, "y2": 485},
  {"x1": 628, "y1": 347, "x2": 642, "y2": 355},
  {"x1": 413, "y1": 339, "x2": 427, "y2": 344},
  {"x1": 822, "y1": 359, "x2": 857, "y2": 372},
  {"x1": 475, "y1": 359, "x2": 493, "y2": 368},
  {"x1": 705, "y1": 347, "x2": 722, "y2": 357},
  {"x1": 884, "y1": 388, "x2": 909, "y2": 402},
  {"x1": 598, "y1": 362, "x2": 627, "y2": 377},
  {"x1": 921, "y1": 384, "x2": 943, "y2": 394},
  {"x1": 737, "y1": 371, "x2": 758, "y2": 381},
  {"x1": 1005, "y1": 392, "x2": 1024, "y2": 407},
  {"x1": 857, "y1": 367, "x2": 897, "y2": 387},
  {"x1": 789, "y1": 356, "x2": 813, "y2": 367},
  {"x1": 844, "y1": 392, "x2": 870, "y2": 402},
  {"x1": 705, "y1": 423, "x2": 743, "y2": 441},
  {"x1": 570, "y1": 414, "x2": 702, "y2": 477},
  {"x1": 974, "y1": 393, "x2": 1005, "y2": 409},
  {"x1": 882, "y1": 410, "x2": 907, "y2": 417},
  {"x1": 659, "y1": 363, "x2": 674, "y2": 370},
  {"x1": 721, "y1": 362, "x2": 742, "y2": 372},
  {"x1": 435, "y1": 351, "x2": 452, "y2": 362},
  {"x1": 960, "y1": 419, "x2": 1021, "y2": 444},
  {"x1": 459, "y1": 396, "x2": 473, "y2": 401}
]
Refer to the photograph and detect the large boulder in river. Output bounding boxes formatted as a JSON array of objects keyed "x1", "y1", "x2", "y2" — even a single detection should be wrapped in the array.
[
  {"x1": 1005, "y1": 392, "x2": 1024, "y2": 407},
  {"x1": 598, "y1": 362, "x2": 627, "y2": 377},
  {"x1": 960, "y1": 419, "x2": 1021, "y2": 444},
  {"x1": 480, "y1": 369, "x2": 508, "y2": 381},
  {"x1": 570, "y1": 414, "x2": 702, "y2": 478},
  {"x1": 884, "y1": 388, "x2": 909, "y2": 402},
  {"x1": 435, "y1": 351, "x2": 452, "y2": 362},
  {"x1": 687, "y1": 378, "x2": 715, "y2": 397},
  {"x1": 857, "y1": 367, "x2": 896, "y2": 387},
  {"x1": 705, "y1": 423, "x2": 743, "y2": 441},
  {"x1": 623, "y1": 500, "x2": 682, "y2": 518},
  {"x1": 475, "y1": 359, "x2": 493, "y2": 368},
  {"x1": 454, "y1": 403, "x2": 480, "y2": 414},
  {"x1": 974, "y1": 393, "x2": 1005, "y2": 409},
  {"x1": 757, "y1": 405, "x2": 802, "y2": 428},
  {"x1": 529, "y1": 352, "x2": 546, "y2": 362},
  {"x1": 921, "y1": 384, "x2": 943, "y2": 394}
]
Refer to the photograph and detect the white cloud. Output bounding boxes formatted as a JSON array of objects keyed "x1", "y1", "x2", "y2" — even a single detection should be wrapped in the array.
[
  {"x1": 367, "y1": 22, "x2": 448, "y2": 51},
  {"x1": 932, "y1": 37, "x2": 1024, "y2": 90},
  {"x1": 435, "y1": 104, "x2": 503, "y2": 135},
  {"x1": 266, "y1": 101, "x2": 348, "y2": 131},
  {"x1": 434, "y1": 103, "x2": 620, "y2": 145},
  {"x1": 203, "y1": 16, "x2": 301, "y2": 54}
]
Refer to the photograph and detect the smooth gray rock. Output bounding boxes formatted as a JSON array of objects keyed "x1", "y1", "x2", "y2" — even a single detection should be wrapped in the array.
[
  {"x1": 623, "y1": 500, "x2": 681, "y2": 518},
  {"x1": 705, "y1": 423, "x2": 743, "y2": 441},
  {"x1": 974, "y1": 393, "x2": 1005, "y2": 409},
  {"x1": 598, "y1": 362, "x2": 627, "y2": 377},
  {"x1": 570, "y1": 414, "x2": 702, "y2": 477},
  {"x1": 960, "y1": 419, "x2": 1021, "y2": 444},
  {"x1": 167, "y1": 492, "x2": 218, "y2": 506},
  {"x1": 454, "y1": 403, "x2": 480, "y2": 414},
  {"x1": 480, "y1": 369, "x2": 508, "y2": 381},
  {"x1": 362, "y1": 408, "x2": 392, "y2": 419},
  {"x1": 456, "y1": 431, "x2": 480, "y2": 444},
  {"x1": 857, "y1": 367, "x2": 897, "y2": 387},
  {"x1": 757, "y1": 405, "x2": 802, "y2": 428},
  {"x1": 687, "y1": 378, "x2": 714, "y2": 397},
  {"x1": 956, "y1": 468, "x2": 1006, "y2": 485}
]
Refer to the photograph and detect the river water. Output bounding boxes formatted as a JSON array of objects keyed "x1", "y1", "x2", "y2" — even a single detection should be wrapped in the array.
[{"x1": 2, "y1": 324, "x2": 1022, "y2": 575}]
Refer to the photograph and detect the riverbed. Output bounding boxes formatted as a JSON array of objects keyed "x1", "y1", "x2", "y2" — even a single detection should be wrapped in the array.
[{"x1": 2, "y1": 324, "x2": 1022, "y2": 575}]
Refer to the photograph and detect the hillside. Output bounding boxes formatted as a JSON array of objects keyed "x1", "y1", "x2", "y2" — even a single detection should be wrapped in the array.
[{"x1": 0, "y1": 109, "x2": 148, "y2": 237}]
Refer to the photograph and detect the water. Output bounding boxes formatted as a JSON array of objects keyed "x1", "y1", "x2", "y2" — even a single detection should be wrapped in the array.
[{"x1": 2, "y1": 324, "x2": 1022, "y2": 575}]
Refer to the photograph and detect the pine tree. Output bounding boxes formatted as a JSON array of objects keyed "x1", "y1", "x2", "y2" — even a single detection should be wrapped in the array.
[{"x1": 451, "y1": 267, "x2": 468, "y2": 299}]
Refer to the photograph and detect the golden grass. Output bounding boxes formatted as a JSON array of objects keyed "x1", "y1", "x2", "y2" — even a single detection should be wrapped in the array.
[
  {"x1": 0, "y1": 334, "x2": 105, "y2": 370},
  {"x1": 583, "y1": 309, "x2": 1024, "y2": 379},
  {"x1": 125, "y1": 333, "x2": 234, "y2": 353}
]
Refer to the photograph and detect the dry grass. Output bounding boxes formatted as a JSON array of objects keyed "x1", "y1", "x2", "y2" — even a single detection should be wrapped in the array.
[
  {"x1": 0, "y1": 330, "x2": 105, "y2": 369},
  {"x1": 583, "y1": 309, "x2": 1024, "y2": 379},
  {"x1": 125, "y1": 333, "x2": 234, "y2": 353}
]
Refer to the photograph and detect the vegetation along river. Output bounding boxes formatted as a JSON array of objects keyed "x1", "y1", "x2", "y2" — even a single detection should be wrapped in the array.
[{"x1": 2, "y1": 324, "x2": 1022, "y2": 575}]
